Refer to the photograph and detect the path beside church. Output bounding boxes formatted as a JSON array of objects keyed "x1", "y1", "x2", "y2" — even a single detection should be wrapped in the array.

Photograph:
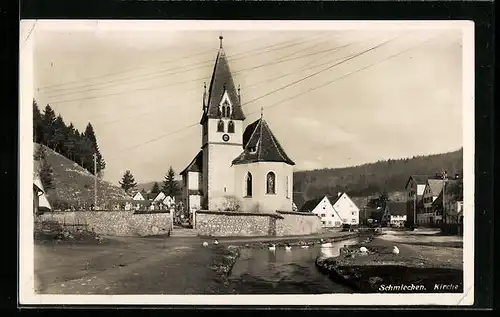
[{"x1": 35, "y1": 230, "x2": 352, "y2": 294}]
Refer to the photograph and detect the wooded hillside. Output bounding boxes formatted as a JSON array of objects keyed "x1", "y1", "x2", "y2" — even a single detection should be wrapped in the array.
[{"x1": 293, "y1": 148, "x2": 463, "y2": 207}]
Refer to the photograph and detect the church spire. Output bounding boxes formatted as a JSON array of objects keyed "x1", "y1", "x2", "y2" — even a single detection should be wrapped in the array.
[{"x1": 199, "y1": 36, "x2": 246, "y2": 124}]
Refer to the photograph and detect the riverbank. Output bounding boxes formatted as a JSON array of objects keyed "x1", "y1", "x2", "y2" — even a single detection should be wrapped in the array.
[{"x1": 315, "y1": 230, "x2": 463, "y2": 293}]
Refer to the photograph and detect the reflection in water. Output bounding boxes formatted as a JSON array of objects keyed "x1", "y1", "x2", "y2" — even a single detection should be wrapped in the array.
[{"x1": 228, "y1": 239, "x2": 360, "y2": 294}]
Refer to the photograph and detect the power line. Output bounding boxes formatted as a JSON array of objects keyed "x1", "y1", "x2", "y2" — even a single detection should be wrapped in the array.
[
  {"x1": 42, "y1": 35, "x2": 324, "y2": 97},
  {"x1": 241, "y1": 36, "x2": 398, "y2": 109},
  {"x1": 97, "y1": 50, "x2": 358, "y2": 125},
  {"x1": 44, "y1": 38, "x2": 355, "y2": 105},
  {"x1": 21, "y1": 20, "x2": 37, "y2": 49},
  {"x1": 38, "y1": 35, "x2": 268, "y2": 91},
  {"x1": 245, "y1": 32, "x2": 447, "y2": 117},
  {"x1": 107, "y1": 37, "x2": 392, "y2": 156}
]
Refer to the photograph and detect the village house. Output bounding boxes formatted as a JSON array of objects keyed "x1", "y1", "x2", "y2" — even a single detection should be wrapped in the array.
[
  {"x1": 405, "y1": 175, "x2": 432, "y2": 226},
  {"x1": 432, "y1": 178, "x2": 463, "y2": 235},
  {"x1": 381, "y1": 201, "x2": 407, "y2": 227},
  {"x1": 418, "y1": 178, "x2": 444, "y2": 226},
  {"x1": 153, "y1": 191, "x2": 166, "y2": 202},
  {"x1": 33, "y1": 165, "x2": 52, "y2": 216},
  {"x1": 131, "y1": 191, "x2": 145, "y2": 201},
  {"x1": 300, "y1": 193, "x2": 359, "y2": 228},
  {"x1": 180, "y1": 36, "x2": 295, "y2": 215}
]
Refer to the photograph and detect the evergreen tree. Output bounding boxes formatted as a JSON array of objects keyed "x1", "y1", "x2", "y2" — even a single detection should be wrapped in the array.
[
  {"x1": 42, "y1": 105, "x2": 57, "y2": 149},
  {"x1": 119, "y1": 170, "x2": 137, "y2": 194},
  {"x1": 65, "y1": 123, "x2": 77, "y2": 161},
  {"x1": 33, "y1": 100, "x2": 44, "y2": 143},
  {"x1": 39, "y1": 160, "x2": 54, "y2": 190},
  {"x1": 151, "y1": 182, "x2": 160, "y2": 195},
  {"x1": 84, "y1": 123, "x2": 106, "y2": 175},
  {"x1": 52, "y1": 114, "x2": 67, "y2": 154},
  {"x1": 35, "y1": 145, "x2": 54, "y2": 190},
  {"x1": 162, "y1": 166, "x2": 179, "y2": 197}
]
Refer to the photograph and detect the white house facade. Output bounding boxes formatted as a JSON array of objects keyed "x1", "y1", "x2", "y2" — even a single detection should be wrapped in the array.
[
  {"x1": 132, "y1": 192, "x2": 145, "y2": 201},
  {"x1": 180, "y1": 36, "x2": 295, "y2": 215},
  {"x1": 300, "y1": 193, "x2": 359, "y2": 228}
]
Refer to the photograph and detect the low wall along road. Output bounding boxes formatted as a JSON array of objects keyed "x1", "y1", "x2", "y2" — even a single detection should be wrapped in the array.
[
  {"x1": 37, "y1": 210, "x2": 172, "y2": 237},
  {"x1": 195, "y1": 210, "x2": 322, "y2": 237}
]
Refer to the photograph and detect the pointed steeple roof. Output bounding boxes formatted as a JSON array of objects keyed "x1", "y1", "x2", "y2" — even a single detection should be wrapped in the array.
[
  {"x1": 200, "y1": 36, "x2": 245, "y2": 124},
  {"x1": 232, "y1": 117, "x2": 295, "y2": 166}
]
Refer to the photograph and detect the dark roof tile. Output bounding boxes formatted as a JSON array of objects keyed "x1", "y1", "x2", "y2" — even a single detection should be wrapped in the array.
[{"x1": 232, "y1": 118, "x2": 295, "y2": 166}]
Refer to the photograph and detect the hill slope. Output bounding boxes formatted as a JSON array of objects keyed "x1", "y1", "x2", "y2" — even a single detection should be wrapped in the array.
[
  {"x1": 34, "y1": 143, "x2": 129, "y2": 209},
  {"x1": 293, "y1": 148, "x2": 463, "y2": 208}
]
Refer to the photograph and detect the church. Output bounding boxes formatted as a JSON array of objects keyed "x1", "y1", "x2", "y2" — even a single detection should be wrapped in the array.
[{"x1": 180, "y1": 36, "x2": 296, "y2": 215}]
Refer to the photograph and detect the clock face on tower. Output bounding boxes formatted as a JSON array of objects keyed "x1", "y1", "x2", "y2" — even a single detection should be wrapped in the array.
[{"x1": 222, "y1": 134, "x2": 230, "y2": 142}]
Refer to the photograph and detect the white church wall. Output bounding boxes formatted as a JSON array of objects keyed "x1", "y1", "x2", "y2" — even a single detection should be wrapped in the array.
[
  {"x1": 234, "y1": 162, "x2": 294, "y2": 213},
  {"x1": 207, "y1": 143, "x2": 242, "y2": 210},
  {"x1": 188, "y1": 171, "x2": 200, "y2": 190}
]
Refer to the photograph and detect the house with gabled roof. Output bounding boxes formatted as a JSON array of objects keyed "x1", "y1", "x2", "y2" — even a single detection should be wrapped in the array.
[
  {"x1": 180, "y1": 36, "x2": 295, "y2": 214},
  {"x1": 418, "y1": 178, "x2": 444, "y2": 226},
  {"x1": 405, "y1": 174, "x2": 433, "y2": 226},
  {"x1": 300, "y1": 193, "x2": 359, "y2": 227},
  {"x1": 381, "y1": 201, "x2": 407, "y2": 227}
]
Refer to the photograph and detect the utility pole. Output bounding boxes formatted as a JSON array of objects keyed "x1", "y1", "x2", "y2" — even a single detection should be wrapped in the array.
[
  {"x1": 413, "y1": 183, "x2": 417, "y2": 228},
  {"x1": 93, "y1": 153, "x2": 97, "y2": 210},
  {"x1": 442, "y1": 170, "x2": 447, "y2": 230}
]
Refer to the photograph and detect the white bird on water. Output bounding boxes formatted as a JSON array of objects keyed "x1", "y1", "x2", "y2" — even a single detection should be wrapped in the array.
[
  {"x1": 214, "y1": 239, "x2": 219, "y2": 245},
  {"x1": 269, "y1": 244, "x2": 276, "y2": 252},
  {"x1": 392, "y1": 246, "x2": 400, "y2": 255},
  {"x1": 285, "y1": 244, "x2": 292, "y2": 252},
  {"x1": 202, "y1": 241, "x2": 208, "y2": 247}
]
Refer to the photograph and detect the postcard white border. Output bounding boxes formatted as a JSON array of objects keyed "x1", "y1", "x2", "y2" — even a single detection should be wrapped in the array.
[{"x1": 19, "y1": 19, "x2": 475, "y2": 306}]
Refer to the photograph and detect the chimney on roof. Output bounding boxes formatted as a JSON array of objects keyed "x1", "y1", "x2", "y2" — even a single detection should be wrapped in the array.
[{"x1": 338, "y1": 192, "x2": 341, "y2": 197}]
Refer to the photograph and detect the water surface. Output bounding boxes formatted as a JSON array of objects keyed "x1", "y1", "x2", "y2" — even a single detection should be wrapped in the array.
[{"x1": 228, "y1": 238, "x2": 360, "y2": 294}]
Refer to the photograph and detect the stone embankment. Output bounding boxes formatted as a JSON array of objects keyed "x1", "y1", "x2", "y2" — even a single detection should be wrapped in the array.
[{"x1": 315, "y1": 233, "x2": 463, "y2": 293}]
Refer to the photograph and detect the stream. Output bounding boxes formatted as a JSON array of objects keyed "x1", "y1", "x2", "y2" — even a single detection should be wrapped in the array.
[{"x1": 227, "y1": 238, "x2": 361, "y2": 294}]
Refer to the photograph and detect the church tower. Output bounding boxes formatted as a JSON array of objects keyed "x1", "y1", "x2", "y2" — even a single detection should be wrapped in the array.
[{"x1": 199, "y1": 36, "x2": 245, "y2": 210}]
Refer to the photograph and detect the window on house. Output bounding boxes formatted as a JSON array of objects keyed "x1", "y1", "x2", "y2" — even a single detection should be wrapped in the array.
[
  {"x1": 321, "y1": 214, "x2": 326, "y2": 217},
  {"x1": 217, "y1": 120, "x2": 224, "y2": 132},
  {"x1": 245, "y1": 172, "x2": 252, "y2": 197},
  {"x1": 228, "y1": 120, "x2": 235, "y2": 133},
  {"x1": 352, "y1": 211, "x2": 355, "y2": 215},
  {"x1": 266, "y1": 171, "x2": 276, "y2": 195}
]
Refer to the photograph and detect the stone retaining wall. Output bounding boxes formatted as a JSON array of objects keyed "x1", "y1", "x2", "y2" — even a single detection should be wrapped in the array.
[
  {"x1": 196, "y1": 210, "x2": 321, "y2": 237},
  {"x1": 37, "y1": 211, "x2": 172, "y2": 237}
]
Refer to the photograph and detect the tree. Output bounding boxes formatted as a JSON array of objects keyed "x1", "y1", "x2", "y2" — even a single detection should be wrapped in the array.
[
  {"x1": 84, "y1": 123, "x2": 106, "y2": 175},
  {"x1": 39, "y1": 160, "x2": 54, "y2": 190},
  {"x1": 151, "y1": 182, "x2": 160, "y2": 195},
  {"x1": 33, "y1": 100, "x2": 44, "y2": 143},
  {"x1": 162, "y1": 166, "x2": 179, "y2": 197},
  {"x1": 119, "y1": 170, "x2": 137, "y2": 194},
  {"x1": 42, "y1": 105, "x2": 57, "y2": 149}
]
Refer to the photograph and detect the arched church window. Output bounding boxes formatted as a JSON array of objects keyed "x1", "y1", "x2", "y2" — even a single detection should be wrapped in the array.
[
  {"x1": 228, "y1": 120, "x2": 235, "y2": 133},
  {"x1": 225, "y1": 106, "x2": 231, "y2": 118},
  {"x1": 217, "y1": 120, "x2": 224, "y2": 132},
  {"x1": 246, "y1": 172, "x2": 253, "y2": 197},
  {"x1": 266, "y1": 172, "x2": 276, "y2": 195}
]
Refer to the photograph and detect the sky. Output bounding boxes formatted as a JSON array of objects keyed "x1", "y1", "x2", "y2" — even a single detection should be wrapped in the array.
[{"x1": 31, "y1": 21, "x2": 465, "y2": 185}]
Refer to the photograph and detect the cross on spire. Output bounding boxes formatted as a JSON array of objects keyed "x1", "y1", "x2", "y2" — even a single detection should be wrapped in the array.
[
  {"x1": 219, "y1": 35, "x2": 223, "y2": 49},
  {"x1": 260, "y1": 107, "x2": 264, "y2": 119}
]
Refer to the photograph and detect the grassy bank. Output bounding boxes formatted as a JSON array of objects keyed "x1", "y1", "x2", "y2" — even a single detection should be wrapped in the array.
[{"x1": 316, "y1": 235, "x2": 463, "y2": 293}]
